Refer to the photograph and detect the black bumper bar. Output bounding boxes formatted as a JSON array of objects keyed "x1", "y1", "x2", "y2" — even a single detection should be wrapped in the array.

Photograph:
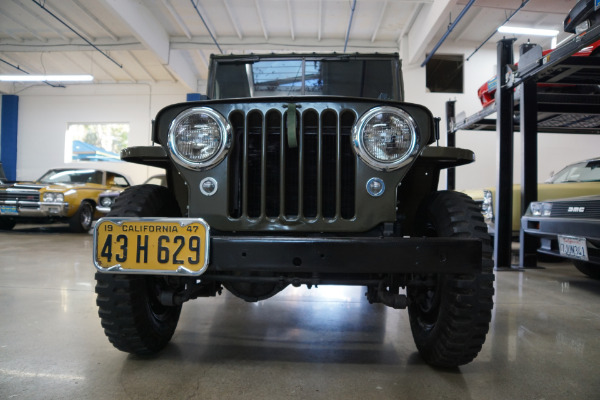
[{"x1": 209, "y1": 236, "x2": 482, "y2": 274}]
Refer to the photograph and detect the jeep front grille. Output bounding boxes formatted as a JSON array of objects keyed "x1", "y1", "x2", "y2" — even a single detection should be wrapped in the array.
[{"x1": 227, "y1": 107, "x2": 356, "y2": 221}]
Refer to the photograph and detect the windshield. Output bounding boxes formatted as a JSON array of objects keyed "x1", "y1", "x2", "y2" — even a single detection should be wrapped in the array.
[
  {"x1": 211, "y1": 56, "x2": 400, "y2": 100},
  {"x1": 548, "y1": 160, "x2": 600, "y2": 183},
  {"x1": 38, "y1": 169, "x2": 103, "y2": 184}
]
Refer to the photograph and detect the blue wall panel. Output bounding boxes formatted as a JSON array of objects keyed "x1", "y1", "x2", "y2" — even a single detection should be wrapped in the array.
[
  {"x1": 1, "y1": 95, "x2": 19, "y2": 181},
  {"x1": 186, "y1": 93, "x2": 207, "y2": 101}
]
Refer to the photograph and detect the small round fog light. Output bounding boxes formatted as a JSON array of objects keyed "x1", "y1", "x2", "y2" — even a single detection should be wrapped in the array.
[
  {"x1": 200, "y1": 177, "x2": 218, "y2": 196},
  {"x1": 366, "y1": 177, "x2": 385, "y2": 197}
]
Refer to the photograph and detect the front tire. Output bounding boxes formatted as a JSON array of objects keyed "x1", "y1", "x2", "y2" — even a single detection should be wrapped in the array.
[
  {"x1": 69, "y1": 201, "x2": 94, "y2": 232},
  {"x1": 95, "y1": 185, "x2": 182, "y2": 355},
  {"x1": 407, "y1": 191, "x2": 495, "y2": 367},
  {"x1": 0, "y1": 217, "x2": 16, "y2": 230}
]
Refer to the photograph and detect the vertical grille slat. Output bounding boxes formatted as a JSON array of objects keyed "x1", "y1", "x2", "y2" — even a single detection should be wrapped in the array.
[
  {"x1": 278, "y1": 111, "x2": 286, "y2": 218},
  {"x1": 321, "y1": 110, "x2": 337, "y2": 218},
  {"x1": 228, "y1": 105, "x2": 356, "y2": 224},
  {"x1": 336, "y1": 112, "x2": 342, "y2": 217},
  {"x1": 340, "y1": 110, "x2": 356, "y2": 219},
  {"x1": 246, "y1": 111, "x2": 263, "y2": 218}
]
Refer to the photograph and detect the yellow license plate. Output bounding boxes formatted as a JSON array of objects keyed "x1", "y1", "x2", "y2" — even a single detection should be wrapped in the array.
[{"x1": 93, "y1": 218, "x2": 210, "y2": 276}]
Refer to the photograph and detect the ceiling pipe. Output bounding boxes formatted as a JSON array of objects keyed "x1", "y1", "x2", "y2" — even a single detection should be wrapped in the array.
[
  {"x1": 466, "y1": 0, "x2": 532, "y2": 61},
  {"x1": 343, "y1": 0, "x2": 357, "y2": 52},
  {"x1": 30, "y1": 0, "x2": 122, "y2": 69},
  {"x1": 190, "y1": 0, "x2": 224, "y2": 54},
  {"x1": 420, "y1": 0, "x2": 476, "y2": 67},
  {"x1": 0, "y1": 57, "x2": 64, "y2": 88}
]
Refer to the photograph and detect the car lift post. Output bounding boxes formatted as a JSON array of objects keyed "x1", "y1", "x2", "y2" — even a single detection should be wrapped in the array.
[
  {"x1": 494, "y1": 38, "x2": 516, "y2": 270},
  {"x1": 519, "y1": 43, "x2": 540, "y2": 268},
  {"x1": 446, "y1": 100, "x2": 456, "y2": 190}
]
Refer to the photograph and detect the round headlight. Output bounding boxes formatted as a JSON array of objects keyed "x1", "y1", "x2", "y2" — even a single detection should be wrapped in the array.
[
  {"x1": 100, "y1": 196, "x2": 114, "y2": 208},
  {"x1": 352, "y1": 107, "x2": 419, "y2": 171},
  {"x1": 168, "y1": 107, "x2": 231, "y2": 170}
]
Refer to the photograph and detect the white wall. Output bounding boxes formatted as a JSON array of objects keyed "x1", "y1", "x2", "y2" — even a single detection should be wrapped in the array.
[
  {"x1": 15, "y1": 83, "x2": 187, "y2": 184},
  {"x1": 403, "y1": 41, "x2": 600, "y2": 191},
  {"x1": 12, "y1": 45, "x2": 600, "y2": 189}
]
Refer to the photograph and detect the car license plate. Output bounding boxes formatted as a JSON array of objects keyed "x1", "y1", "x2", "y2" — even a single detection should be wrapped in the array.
[
  {"x1": 558, "y1": 235, "x2": 589, "y2": 261},
  {"x1": 0, "y1": 205, "x2": 18, "y2": 215},
  {"x1": 93, "y1": 218, "x2": 210, "y2": 276}
]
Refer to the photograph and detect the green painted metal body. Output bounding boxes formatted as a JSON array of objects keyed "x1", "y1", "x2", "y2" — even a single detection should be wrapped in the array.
[{"x1": 122, "y1": 54, "x2": 475, "y2": 234}]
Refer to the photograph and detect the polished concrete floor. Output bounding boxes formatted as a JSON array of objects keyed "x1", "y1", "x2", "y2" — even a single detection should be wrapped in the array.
[{"x1": 1, "y1": 224, "x2": 600, "y2": 399}]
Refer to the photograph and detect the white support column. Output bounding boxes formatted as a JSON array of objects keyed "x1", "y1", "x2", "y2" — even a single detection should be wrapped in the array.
[
  {"x1": 405, "y1": 0, "x2": 457, "y2": 65},
  {"x1": 100, "y1": 0, "x2": 197, "y2": 90}
]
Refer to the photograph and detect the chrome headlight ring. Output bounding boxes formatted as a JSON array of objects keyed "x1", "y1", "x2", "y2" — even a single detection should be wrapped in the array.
[
  {"x1": 168, "y1": 107, "x2": 232, "y2": 171},
  {"x1": 352, "y1": 106, "x2": 419, "y2": 171}
]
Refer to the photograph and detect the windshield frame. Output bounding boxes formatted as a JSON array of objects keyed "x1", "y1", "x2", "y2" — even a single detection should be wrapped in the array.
[
  {"x1": 207, "y1": 53, "x2": 404, "y2": 101},
  {"x1": 37, "y1": 169, "x2": 104, "y2": 185},
  {"x1": 548, "y1": 160, "x2": 600, "y2": 183}
]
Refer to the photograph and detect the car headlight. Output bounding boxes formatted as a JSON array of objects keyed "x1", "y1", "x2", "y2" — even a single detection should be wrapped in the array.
[
  {"x1": 481, "y1": 190, "x2": 493, "y2": 221},
  {"x1": 42, "y1": 193, "x2": 64, "y2": 202},
  {"x1": 100, "y1": 196, "x2": 114, "y2": 208},
  {"x1": 352, "y1": 106, "x2": 419, "y2": 171},
  {"x1": 530, "y1": 202, "x2": 552, "y2": 216},
  {"x1": 168, "y1": 107, "x2": 231, "y2": 170}
]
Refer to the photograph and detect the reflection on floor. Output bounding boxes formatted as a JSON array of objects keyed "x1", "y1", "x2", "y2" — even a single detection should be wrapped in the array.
[{"x1": 1, "y1": 225, "x2": 600, "y2": 399}]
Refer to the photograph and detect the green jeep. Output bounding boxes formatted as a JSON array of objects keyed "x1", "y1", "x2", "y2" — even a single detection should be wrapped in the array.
[{"x1": 93, "y1": 53, "x2": 494, "y2": 367}]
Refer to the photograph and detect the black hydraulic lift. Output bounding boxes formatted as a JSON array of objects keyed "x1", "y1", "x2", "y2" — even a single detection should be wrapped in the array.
[
  {"x1": 447, "y1": 23, "x2": 600, "y2": 270},
  {"x1": 494, "y1": 38, "x2": 516, "y2": 269}
]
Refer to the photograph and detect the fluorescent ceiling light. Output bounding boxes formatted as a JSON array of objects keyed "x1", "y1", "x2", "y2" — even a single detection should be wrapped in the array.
[
  {"x1": 0, "y1": 74, "x2": 94, "y2": 82},
  {"x1": 498, "y1": 26, "x2": 559, "y2": 37}
]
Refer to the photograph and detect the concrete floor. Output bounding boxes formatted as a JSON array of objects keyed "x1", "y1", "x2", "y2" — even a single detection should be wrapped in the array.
[{"x1": 1, "y1": 224, "x2": 600, "y2": 400}]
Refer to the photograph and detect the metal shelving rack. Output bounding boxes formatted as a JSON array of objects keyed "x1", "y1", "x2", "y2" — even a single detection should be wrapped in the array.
[{"x1": 447, "y1": 24, "x2": 600, "y2": 270}]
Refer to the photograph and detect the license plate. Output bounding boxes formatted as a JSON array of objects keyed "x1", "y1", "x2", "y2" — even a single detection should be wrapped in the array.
[
  {"x1": 93, "y1": 218, "x2": 210, "y2": 276},
  {"x1": 0, "y1": 205, "x2": 18, "y2": 215},
  {"x1": 558, "y1": 235, "x2": 589, "y2": 261}
]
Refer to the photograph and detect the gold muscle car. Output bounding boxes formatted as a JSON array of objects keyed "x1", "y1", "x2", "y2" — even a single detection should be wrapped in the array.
[
  {"x1": 0, "y1": 168, "x2": 131, "y2": 232},
  {"x1": 464, "y1": 158, "x2": 600, "y2": 235}
]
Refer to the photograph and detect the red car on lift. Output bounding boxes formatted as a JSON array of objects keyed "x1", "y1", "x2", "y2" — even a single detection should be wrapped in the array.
[{"x1": 477, "y1": 40, "x2": 600, "y2": 108}]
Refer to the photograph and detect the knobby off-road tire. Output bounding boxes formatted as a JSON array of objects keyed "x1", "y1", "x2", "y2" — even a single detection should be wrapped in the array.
[
  {"x1": 408, "y1": 191, "x2": 495, "y2": 368},
  {"x1": 573, "y1": 260, "x2": 600, "y2": 280},
  {"x1": 95, "y1": 184, "x2": 182, "y2": 355},
  {"x1": 69, "y1": 201, "x2": 94, "y2": 233}
]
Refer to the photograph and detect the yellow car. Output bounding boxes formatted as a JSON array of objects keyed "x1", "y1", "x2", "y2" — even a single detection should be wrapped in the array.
[
  {"x1": 0, "y1": 168, "x2": 131, "y2": 232},
  {"x1": 464, "y1": 158, "x2": 600, "y2": 235}
]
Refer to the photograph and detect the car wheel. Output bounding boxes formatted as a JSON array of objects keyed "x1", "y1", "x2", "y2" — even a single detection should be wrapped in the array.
[
  {"x1": 95, "y1": 185, "x2": 182, "y2": 355},
  {"x1": 0, "y1": 217, "x2": 16, "y2": 230},
  {"x1": 69, "y1": 201, "x2": 94, "y2": 233},
  {"x1": 573, "y1": 260, "x2": 600, "y2": 280},
  {"x1": 407, "y1": 191, "x2": 495, "y2": 368}
]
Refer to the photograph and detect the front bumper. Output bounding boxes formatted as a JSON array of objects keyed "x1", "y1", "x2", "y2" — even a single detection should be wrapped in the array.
[
  {"x1": 93, "y1": 217, "x2": 483, "y2": 277},
  {"x1": 208, "y1": 235, "x2": 483, "y2": 275},
  {"x1": 522, "y1": 216, "x2": 600, "y2": 264},
  {"x1": 0, "y1": 201, "x2": 69, "y2": 218}
]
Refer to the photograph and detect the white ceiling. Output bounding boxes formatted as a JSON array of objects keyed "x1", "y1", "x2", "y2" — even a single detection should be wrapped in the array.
[{"x1": 0, "y1": 0, "x2": 579, "y2": 93}]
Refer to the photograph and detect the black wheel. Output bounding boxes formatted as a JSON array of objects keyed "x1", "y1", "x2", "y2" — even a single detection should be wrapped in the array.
[
  {"x1": 0, "y1": 217, "x2": 16, "y2": 230},
  {"x1": 407, "y1": 191, "x2": 495, "y2": 368},
  {"x1": 69, "y1": 201, "x2": 94, "y2": 232},
  {"x1": 95, "y1": 185, "x2": 182, "y2": 355},
  {"x1": 573, "y1": 260, "x2": 600, "y2": 280}
]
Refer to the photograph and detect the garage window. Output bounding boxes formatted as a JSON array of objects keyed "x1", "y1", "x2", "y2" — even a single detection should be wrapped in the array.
[
  {"x1": 65, "y1": 123, "x2": 129, "y2": 162},
  {"x1": 426, "y1": 54, "x2": 464, "y2": 93}
]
